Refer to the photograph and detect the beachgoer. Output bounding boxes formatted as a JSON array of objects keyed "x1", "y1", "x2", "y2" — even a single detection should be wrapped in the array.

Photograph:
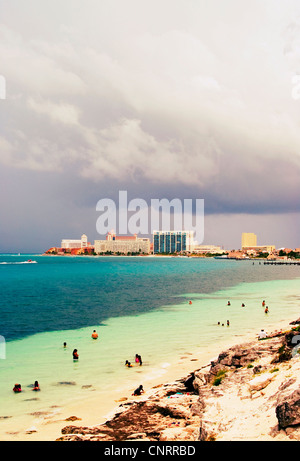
[
  {"x1": 262, "y1": 300, "x2": 265, "y2": 307},
  {"x1": 13, "y1": 384, "x2": 22, "y2": 393},
  {"x1": 217, "y1": 321, "x2": 220, "y2": 325},
  {"x1": 189, "y1": 300, "x2": 192, "y2": 305},
  {"x1": 241, "y1": 303, "x2": 245, "y2": 307},
  {"x1": 91, "y1": 330, "x2": 98, "y2": 339},
  {"x1": 63, "y1": 342, "x2": 67, "y2": 348},
  {"x1": 227, "y1": 320, "x2": 230, "y2": 326},
  {"x1": 265, "y1": 306, "x2": 269, "y2": 314},
  {"x1": 258, "y1": 329, "x2": 267, "y2": 339},
  {"x1": 33, "y1": 381, "x2": 40, "y2": 391},
  {"x1": 125, "y1": 360, "x2": 133, "y2": 367},
  {"x1": 227, "y1": 301, "x2": 231, "y2": 306},
  {"x1": 135, "y1": 354, "x2": 143, "y2": 366},
  {"x1": 73, "y1": 349, "x2": 79, "y2": 360},
  {"x1": 132, "y1": 385, "x2": 144, "y2": 396}
]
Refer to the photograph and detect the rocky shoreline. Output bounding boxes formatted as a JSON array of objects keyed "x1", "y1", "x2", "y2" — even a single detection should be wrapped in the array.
[{"x1": 57, "y1": 320, "x2": 300, "y2": 441}]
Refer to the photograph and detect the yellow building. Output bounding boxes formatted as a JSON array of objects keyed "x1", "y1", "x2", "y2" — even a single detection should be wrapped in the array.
[{"x1": 241, "y1": 233, "x2": 257, "y2": 249}]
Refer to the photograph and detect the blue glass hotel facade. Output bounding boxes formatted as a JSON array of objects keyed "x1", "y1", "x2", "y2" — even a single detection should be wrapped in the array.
[{"x1": 153, "y1": 231, "x2": 194, "y2": 254}]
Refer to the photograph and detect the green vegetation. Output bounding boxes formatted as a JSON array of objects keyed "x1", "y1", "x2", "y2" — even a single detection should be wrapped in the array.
[
  {"x1": 278, "y1": 250, "x2": 300, "y2": 259},
  {"x1": 212, "y1": 369, "x2": 227, "y2": 386}
]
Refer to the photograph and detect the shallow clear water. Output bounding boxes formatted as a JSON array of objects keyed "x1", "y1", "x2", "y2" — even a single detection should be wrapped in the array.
[{"x1": 0, "y1": 255, "x2": 299, "y2": 438}]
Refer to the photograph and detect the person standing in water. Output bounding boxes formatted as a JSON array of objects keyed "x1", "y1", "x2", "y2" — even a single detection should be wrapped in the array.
[
  {"x1": 135, "y1": 354, "x2": 143, "y2": 366},
  {"x1": 33, "y1": 381, "x2": 40, "y2": 391},
  {"x1": 73, "y1": 349, "x2": 79, "y2": 360}
]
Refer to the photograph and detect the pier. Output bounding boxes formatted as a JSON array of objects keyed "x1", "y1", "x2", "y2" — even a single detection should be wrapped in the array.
[{"x1": 263, "y1": 260, "x2": 300, "y2": 265}]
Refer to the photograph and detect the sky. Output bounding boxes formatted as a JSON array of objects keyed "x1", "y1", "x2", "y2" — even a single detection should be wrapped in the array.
[{"x1": 0, "y1": 0, "x2": 300, "y2": 252}]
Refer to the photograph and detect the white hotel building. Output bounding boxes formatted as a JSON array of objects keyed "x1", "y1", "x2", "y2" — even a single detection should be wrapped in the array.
[{"x1": 61, "y1": 234, "x2": 88, "y2": 250}]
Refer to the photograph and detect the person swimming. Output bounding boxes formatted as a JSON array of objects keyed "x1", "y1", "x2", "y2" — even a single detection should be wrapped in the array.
[
  {"x1": 91, "y1": 330, "x2": 98, "y2": 339},
  {"x1": 13, "y1": 384, "x2": 22, "y2": 393},
  {"x1": 132, "y1": 385, "x2": 144, "y2": 396},
  {"x1": 125, "y1": 360, "x2": 133, "y2": 367},
  {"x1": 33, "y1": 380, "x2": 40, "y2": 391},
  {"x1": 73, "y1": 349, "x2": 79, "y2": 360}
]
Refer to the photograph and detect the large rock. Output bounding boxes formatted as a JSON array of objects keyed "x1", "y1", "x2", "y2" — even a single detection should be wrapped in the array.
[
  {"x1": 276, "y1": 389, "x2": 300, "y2": 428},
  {"x1": 248, "y1": 373, "x2": 274, "y2": 392}
]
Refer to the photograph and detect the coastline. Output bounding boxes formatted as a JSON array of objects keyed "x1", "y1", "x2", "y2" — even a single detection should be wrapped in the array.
[
  {"x1": 57, "y1": 316, "x2": 300, "y2": 442},
  {"x1": 5, "y1": 315, "x2": 298, "y2": 442},
  {"x1": 1, "y1": 257, "x2": 299, "y2": 442}
]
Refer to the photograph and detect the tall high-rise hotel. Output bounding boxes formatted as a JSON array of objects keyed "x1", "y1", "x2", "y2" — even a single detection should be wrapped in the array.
[{"x1": 153, "y1": 231, "x2": 194, "y2": 254}]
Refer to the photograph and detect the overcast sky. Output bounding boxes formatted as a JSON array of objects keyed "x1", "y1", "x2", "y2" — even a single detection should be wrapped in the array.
[{"x1": 0, "y1": 0, "x2": 300, "y2": 252}]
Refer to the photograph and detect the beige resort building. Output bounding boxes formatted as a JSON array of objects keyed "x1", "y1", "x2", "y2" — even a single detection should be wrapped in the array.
[{"x1": 94, "y1": 232, "x2": 150, "y2": 255}]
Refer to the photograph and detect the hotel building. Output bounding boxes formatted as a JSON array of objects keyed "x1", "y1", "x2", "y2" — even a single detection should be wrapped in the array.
[
  {"x1": 153, "y1": 231, "x2": 194, "y2": 254},
  {"x1": 241, "y1": 233, "x2": 275, "y2": 255},
  {"x1": 61, "y1": 234, "x2": 88, "y2": 250},
  {"x1": 192, "y1": 244, "x2": 226, "y2": 254},
  {"x1": 94, "y1": 232, "x2": 150, "y2": 255},
  {"x1": 241, "y1": 233, "x2": 257, "y2": 249}
]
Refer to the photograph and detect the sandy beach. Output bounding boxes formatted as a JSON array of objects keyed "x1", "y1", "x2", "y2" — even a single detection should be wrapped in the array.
[{"x1": 3, "y1": 315, "x2": 299, "y2": 442}]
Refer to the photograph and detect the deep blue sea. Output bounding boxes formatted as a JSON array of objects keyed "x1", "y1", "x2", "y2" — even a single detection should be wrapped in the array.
[
  {"x1": 0, "y1": 254, "x2": 299, "y2": 342},
  {"x1": 0, "y1": 254, "x2": 299, "y2": 440}
]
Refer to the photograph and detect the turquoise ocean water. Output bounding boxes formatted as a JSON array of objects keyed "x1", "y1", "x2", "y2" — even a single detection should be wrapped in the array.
[{"x1": 0, "y1": 254, "x2": 299, "y2": 439}]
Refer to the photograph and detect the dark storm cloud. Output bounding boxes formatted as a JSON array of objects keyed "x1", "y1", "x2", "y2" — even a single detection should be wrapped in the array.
[{"x1": 1, "y1": 0, "x2": 300, "y2": 250}]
